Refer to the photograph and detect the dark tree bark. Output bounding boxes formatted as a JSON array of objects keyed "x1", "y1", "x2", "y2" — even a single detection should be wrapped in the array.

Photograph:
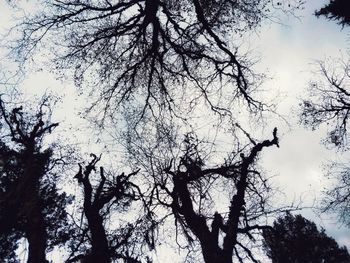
[
  {"x1": 74, "y1": 154, "x2": 141, "y2": 263},
  {"x1": 3, "y1": 151, "x2": 48, "y2": 263},
  {"x1": 23, "y1": 155, "x2": 48, "y2": 263},
  {"x1": 84, "y1": 210, "x2": 111, "y2": 263},
  {"x1": 0, "y1": 97, "x2": 69, "y2": 263},
  {"x1": 75, "y1": 155, "x2": 111, "y2": 263},
  {"x1": 25, "y1": 190, "x2": 47, "y2": 263}
]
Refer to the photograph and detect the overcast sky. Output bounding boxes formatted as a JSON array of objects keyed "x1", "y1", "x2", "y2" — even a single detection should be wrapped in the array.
[
  {"x1": 256, "y1": 0, "x2": 350, "y2": 251},
  {"x1": 1, "y1": 0, "x2": 350, "y2": 261}
]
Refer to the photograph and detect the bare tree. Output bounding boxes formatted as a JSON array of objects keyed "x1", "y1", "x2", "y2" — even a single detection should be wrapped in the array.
[
  {"x1": 67, "y1": 153, "x2": 151, "y2": 263},
  {"x1": 301, "y1": 59, "x2": 350, "y2": 147},
  {"x1": 10, "y1": 0, "x2": 303, "y2": 124},
  {"x1": 300, "y1": 58, "x2": 350, "y2": 226},
  {"x1": 133, "y1": 127, "x2": 298, "y2": 263},
  {"x1": 319, "y1": 161, "x2": 350, "y2": 227}
]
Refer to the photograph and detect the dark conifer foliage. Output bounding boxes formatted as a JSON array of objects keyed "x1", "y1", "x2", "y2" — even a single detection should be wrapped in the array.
[
  {"x1": 0, "y1": 97, "x2": 74, "y2": 263},
  {"x1": 315, "y1": 0, "x2": 350, "y2": 27},
  {"x1": 262, "y1": 213, "x2": 350, "y2": 263}
]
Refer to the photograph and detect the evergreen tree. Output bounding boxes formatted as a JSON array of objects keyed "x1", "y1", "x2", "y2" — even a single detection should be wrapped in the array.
[
  {"x1": 315, "y1": 0, "x2": 350, "y2": 27},
  {"x1": 0, "y1": 97, "x2": 74, "y2": 262},
  {"x1": 263, "y1": 213, "x2": 350, "y2": 263}
]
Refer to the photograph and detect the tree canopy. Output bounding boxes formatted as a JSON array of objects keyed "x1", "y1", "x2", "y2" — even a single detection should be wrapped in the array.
[
  {"x1": 300, "y1": 20, "x2": 350, "y2": 226},
  {"x1": 68, "y1": 154, "x2": 151, "y2": 263},
  {"x1": 125, "y1": 125, "x2": 303, "y2": 262},
  {"x1": 161, "y1": 129, "x2": 280, "y2": 263},
  {"x1": 263, "y1": 213, "x2": 350, "y2": 263},
  {"x1": 0, "y1": 97, "x2": 74, "y2": 262},
  {"x1": 1, "y1": 1, "x2": 350, "y2": 263},
  {"x1": 315, "y1": 0, "x2": 350, "y2": 27},
  {"x1": 12, "y1": 0, "x2": 303, "y2": 125}
]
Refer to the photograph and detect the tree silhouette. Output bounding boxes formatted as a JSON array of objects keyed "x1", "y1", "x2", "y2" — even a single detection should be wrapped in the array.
[
  {"x1": 66, "y1": 153, "x2": 151, "y2": 263},
  {"x1": 301, "y1": 59, "x2": 350, "y2": 148},
  {"x1": 315, "y1": 0, "x2": 350, "y2": 27},
  {"x1": 300, "y1": 3, "x2": 350, "y2": 228},
  {"x1": 0, "y1": 1, "x2": 322, "y2": 262},
  {"x1": 11, "y1": 0, "x2": 303, "y2": 124},
  {"x1": 137, "y1": 127, "x2": 298, "y2": 263},
  {"x1": 262, "y1": 213, "x2": 350, "y2": 263},
  {"x1": 322, "y1": 163, "x2": 350, "y2": 228},
  {"x1": 0, "y1": 97, "x2": 74, "y2": 263},
  {"x1": 300, "y1": 59, "x2": 350, "y2": 226}
]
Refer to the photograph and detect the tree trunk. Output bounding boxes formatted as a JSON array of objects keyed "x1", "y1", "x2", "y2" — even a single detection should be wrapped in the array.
[
  {"x1": 25, "y1": 182, "x2": 47, "y2": 263},
  {"x1": 85, "y1": 209, "x2": 111, "y2": 263},
  {"x1": 200, "y1": 239, "x2": 232, "y2": 263}
]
